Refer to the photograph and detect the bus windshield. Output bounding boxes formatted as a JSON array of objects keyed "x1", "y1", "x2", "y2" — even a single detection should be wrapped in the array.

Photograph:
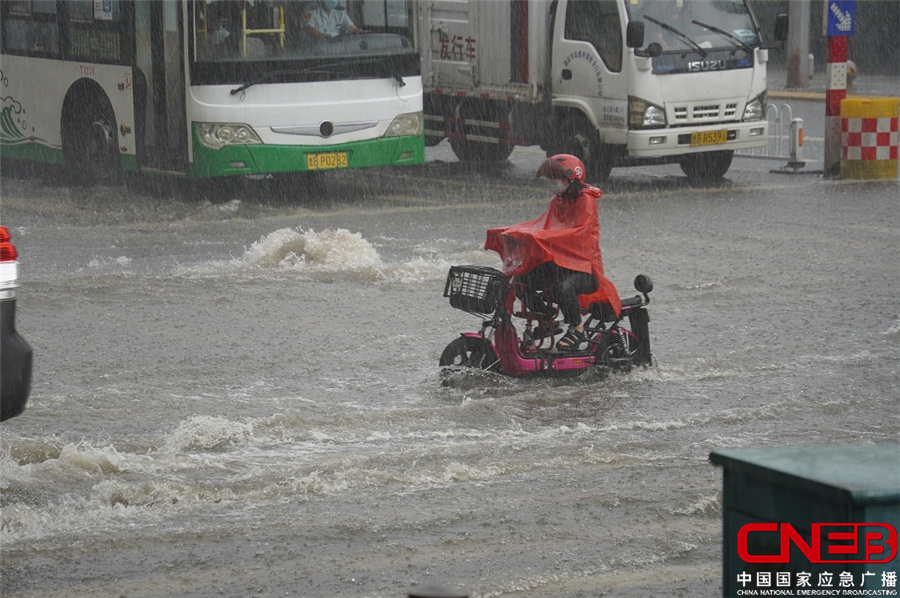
[
  {"x1": 191, "y1": 0, "x2": 417, "y2": 83},
  {"x1": 626, "y1": 0, "x2": 760, "y2": 54}
]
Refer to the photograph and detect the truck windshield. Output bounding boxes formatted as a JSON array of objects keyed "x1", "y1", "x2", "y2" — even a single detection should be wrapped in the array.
[
  {"x1": 190, "y1": 0, "x2": 417, "y2": 84},
  {"x1": 627, "y1": 0, "x2": 759, "y2": 54}
]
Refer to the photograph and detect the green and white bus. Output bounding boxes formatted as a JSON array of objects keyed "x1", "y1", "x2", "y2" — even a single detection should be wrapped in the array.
[{"x1": 0, "y1": 0, "x2": 423, "y2": 183}]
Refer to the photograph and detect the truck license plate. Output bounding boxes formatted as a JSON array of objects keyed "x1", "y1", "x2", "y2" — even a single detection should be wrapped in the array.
[
  {"x1": 306, "y1": 152, "x2": 349, "y2": 170},
  {"x1": 691, "y1": 130, "x2": 728, "y2": 147}
]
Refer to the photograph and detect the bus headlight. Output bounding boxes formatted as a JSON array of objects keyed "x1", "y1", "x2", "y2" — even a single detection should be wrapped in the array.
[
  {"x1": 628, "y1": 96, "x2": 666, "y2": 129},
  {"x1": 384, "y1": 112, "x2": 423, "y2": 138},
  {"x1": 742, "y1": 93, "x2": 767, "y2": 121},
  {"x1": 197, "y1": 123, "x2": 263, "y2": 150}
]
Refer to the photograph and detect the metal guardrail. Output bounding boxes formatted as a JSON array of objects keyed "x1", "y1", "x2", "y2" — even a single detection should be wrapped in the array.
[{"x1": 736, "y1": 103, "x2": 808, "y2": 172}]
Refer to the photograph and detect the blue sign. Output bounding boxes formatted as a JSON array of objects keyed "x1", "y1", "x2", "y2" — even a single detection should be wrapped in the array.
[{"x1": 827, "y1": 0, "x2": 856, "y2": 36}]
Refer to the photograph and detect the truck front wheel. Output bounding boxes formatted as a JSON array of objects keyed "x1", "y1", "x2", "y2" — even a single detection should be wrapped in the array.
[
  {"x1": 679, "y1": 150, "x2": 734, "y2": 181},
  {"x1": 449, "y1": 139, "x2": 514, "y2": 163},
  {"x1": 560, "y1": 117, "x2": 612, "y2": 183}
]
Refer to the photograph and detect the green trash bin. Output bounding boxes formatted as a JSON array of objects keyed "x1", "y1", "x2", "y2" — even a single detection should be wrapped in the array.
[{"x1": 710, "y1": 444, "x2": 900, "y2": 597}]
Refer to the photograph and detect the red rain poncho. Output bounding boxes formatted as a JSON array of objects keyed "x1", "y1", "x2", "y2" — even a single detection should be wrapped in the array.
[{"x1": 484, "y1": 186, "x2": 621, "y2": 315}]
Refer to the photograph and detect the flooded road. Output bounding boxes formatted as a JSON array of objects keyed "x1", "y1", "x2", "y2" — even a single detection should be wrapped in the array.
[{"x1": 1, "y1": 144, "x2": 898, "y2": 597}]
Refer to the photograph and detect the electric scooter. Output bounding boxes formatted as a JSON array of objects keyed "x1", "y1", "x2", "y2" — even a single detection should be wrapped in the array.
[{"x1": 439, "y1": 265, "x2": 653, "y2": 377}]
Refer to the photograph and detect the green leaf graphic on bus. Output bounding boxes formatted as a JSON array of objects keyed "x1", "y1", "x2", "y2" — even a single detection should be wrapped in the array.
[
  {"x1": 0, "y1": 94, "x2": 28, "y2": 143},
  {"x1": 0, "y1": 70, "x2": 46, "y2": 146}
]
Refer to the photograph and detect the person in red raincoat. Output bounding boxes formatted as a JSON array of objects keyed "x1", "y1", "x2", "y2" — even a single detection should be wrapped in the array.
[{"x1": 484, "y1": 154, "x2": 620, "y2": 350}]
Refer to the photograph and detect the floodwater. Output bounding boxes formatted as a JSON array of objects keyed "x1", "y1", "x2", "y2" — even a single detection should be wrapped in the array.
[{"x1": 1, "y1": 147, "x2": 898, "y2": 598}]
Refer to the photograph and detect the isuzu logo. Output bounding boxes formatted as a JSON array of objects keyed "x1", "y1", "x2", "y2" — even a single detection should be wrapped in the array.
[{"x1": 688, "y1": 59, "x2": 727, "y2": 72}]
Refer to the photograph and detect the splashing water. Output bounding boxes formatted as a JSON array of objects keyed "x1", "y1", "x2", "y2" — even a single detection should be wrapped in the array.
[
  {"x1": 244, "y1": 227, "x2": 383, "y2": 271},
  {"x1": 240, "y1": 227, "x2": 456, "y2": 282}
]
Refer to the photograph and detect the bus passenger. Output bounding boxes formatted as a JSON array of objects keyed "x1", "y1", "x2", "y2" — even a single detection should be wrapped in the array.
[{"x1": 302, "y1": 0, "x2": 361, "y2": 39}]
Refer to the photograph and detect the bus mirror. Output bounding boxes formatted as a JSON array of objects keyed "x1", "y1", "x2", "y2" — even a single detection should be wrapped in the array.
[
  {"x1": 626, "y1": 21, "x2": 645, "y2": 49},
  {"x1": 774, "y1": 14, "x2": 789, "y2": 43}
]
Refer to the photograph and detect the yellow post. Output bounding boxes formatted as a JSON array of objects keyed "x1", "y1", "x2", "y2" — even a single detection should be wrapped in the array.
[
  {"x1": 840, "y1": 97, "x2": 900, "y2": 180},
  {"x1": 241, "y1": 8, "x2": 248, "y2": 57}
]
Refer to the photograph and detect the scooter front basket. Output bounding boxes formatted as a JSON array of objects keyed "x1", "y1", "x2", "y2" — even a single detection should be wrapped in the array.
[{"x1": 444, "y1": 266, "x2": 506, "y2": 314}]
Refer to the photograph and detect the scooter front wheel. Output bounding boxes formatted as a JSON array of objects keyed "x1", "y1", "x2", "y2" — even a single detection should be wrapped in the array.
[
  {"x1": 439, "y1": 336, "x2": 500, "y2": 372},
  {"x1": 596, "y1": 330, "x2": 644, "y2": 372}
]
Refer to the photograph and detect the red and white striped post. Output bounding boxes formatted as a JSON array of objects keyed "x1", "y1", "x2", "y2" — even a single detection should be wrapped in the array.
[
  {"x1": 823, "y1": 1, "x2": 856, "y2": 178},
  {"x1": 824, "y1": 35, "x2": 848, "y2": 177}
]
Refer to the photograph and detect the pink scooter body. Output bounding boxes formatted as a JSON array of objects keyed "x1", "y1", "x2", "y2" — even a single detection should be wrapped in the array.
[
  {"x1": 442, "y1": 266, "x2": 652, "y2": 377},
  {"x1": 461, "y1": 323, "x2": 597, "y2": 377}
]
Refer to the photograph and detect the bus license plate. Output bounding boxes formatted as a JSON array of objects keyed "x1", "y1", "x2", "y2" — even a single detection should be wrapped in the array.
[
  {"x1": 691, "y1": 130, "x2": 728, "y2": 147},
  {"x1": 306, "y1": 152, "x2": 349, "y2": 170}
]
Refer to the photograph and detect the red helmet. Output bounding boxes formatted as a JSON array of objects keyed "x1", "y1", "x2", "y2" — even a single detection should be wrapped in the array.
[{"x1": 536, "y1": 154, "x2": 586, "y2": 184}]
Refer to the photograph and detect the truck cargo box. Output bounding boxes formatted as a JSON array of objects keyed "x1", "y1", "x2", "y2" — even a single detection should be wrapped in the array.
[{"x1": 419, "y1": 0, "x2": 551, "y2": 103}]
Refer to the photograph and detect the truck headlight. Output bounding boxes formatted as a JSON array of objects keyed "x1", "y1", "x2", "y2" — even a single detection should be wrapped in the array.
[
  {"x1": 384, "y1": 112, "x2": 423, "y2": 138},
  {"x1": 742, "y1": 93, "x2": 767, "y2": 121},
  {"x1": 629, "y1": 96, "x2": 666, "y2": 129},
  {"x1": 197, "y1": 123, "x2": 263, "y2": 150}
]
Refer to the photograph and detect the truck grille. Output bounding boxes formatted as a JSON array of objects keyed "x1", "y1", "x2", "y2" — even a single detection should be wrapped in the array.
[{"x1": 673, "y1": 103, "x2": 739, "y2": 123}]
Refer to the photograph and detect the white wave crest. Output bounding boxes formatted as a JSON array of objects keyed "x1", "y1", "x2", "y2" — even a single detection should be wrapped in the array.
[
  {"x1": 383, "y1": 255, "x2": 453, "y2": 283},
  {"x1": 94, "y1": 478, "x2": 238, "y2": 508},
  {"x1": 670, "y1": 494, "x2": 721, "y2": 516},
  {"x1": 243, "y1": 227, "x2": 383, "y2": 273},
  {"x1": 55, "y1": 441, "x2": 127, "y2": 474},
  {"x1": 241, "y1": 227, "x2": 459, "y2": 283},
  {"x1": 161, "y1": 416, "x2": 255, "y2": 454}
]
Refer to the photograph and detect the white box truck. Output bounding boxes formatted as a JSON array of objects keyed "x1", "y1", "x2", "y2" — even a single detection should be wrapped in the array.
[{"x1": 419, "y1": 0, "x2": 769, "y2": 181}]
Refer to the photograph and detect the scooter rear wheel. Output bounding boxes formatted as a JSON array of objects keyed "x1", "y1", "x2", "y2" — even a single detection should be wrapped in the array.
[{"x1": 439, "y1": 337, "x2": 500, "y2": 372}]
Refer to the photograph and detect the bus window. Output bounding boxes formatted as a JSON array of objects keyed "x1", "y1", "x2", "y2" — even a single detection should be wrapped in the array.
[
  {"x1": 2, "y1": 1, "x2": 59, "y2": 56},
  {"x1": 192, "y1": 0, "x2": 416, "y2": 64},
  {"x1": 67, "y1": 0, "x2": 123, "y2": 24},
  {"x1": 67, "y1": 0, "x2": 128, "y2": 63}
]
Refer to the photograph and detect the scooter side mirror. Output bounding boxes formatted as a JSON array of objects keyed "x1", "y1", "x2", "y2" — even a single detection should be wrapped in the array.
[{"x1": 634, "y1": 274, "x2": 653, "y2": 295}]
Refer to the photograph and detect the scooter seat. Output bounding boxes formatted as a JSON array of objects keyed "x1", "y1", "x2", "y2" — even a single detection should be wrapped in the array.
[
  {"x1": 620, "y1": 295, "x2": 643, "y2": 308},
  {"x1": 588, "y1": 301, "x2": 617, "y2": 323}
]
